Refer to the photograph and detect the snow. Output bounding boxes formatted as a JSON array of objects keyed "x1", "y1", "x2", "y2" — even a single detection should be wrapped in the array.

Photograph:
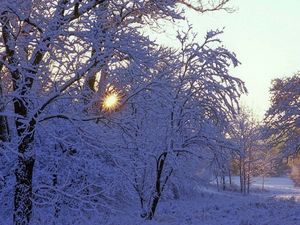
[
  {"x1": 250, "y1": 176, "x2": 300, "y2": 202},
  {"x1": 106, "y1": 177, "x2": 300, "y2": 225},
  {"x1": 231, "y1": 176, "x2": 300, "y2": 193},
  {"x1": 0, "y1": 1, "x2": 298, "y2": 225}
]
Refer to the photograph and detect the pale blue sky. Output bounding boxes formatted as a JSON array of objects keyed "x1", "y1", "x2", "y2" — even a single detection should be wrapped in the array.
[
  {"x1": 189, "y1": 0, "x2": 300, "y2": 119},
  {"x1": 156, "y1": 0, "x2": 300, "y2": 119}
]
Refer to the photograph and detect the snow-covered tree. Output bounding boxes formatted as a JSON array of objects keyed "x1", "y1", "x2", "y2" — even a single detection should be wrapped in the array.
[
  {"x1": 104, "y1": 28, "x2": 246, "y2": 219},
  {"x1": 264, "y1": 73, "x2": 300, "y2": 157},
  {"x1": 228, "y1": 108, "x2": 260, "y2": 194}
]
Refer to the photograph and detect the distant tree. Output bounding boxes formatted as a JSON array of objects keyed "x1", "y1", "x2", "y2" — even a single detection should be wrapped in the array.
[
  {"x1": 252, "y1": 143, "x2": 275, "y2": 190},
  {"x1": 264, "y1": 73, "x2": 300, "y2": 157},
  {"x1": 228, "y1": 108, "x2": 260, "y2": 194},
  {"x1": 289, "y1": 157, "x2": 300, "y2": 187}
]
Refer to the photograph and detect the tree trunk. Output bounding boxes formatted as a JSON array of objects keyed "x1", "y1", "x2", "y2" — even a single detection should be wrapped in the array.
[
  {"x1": 13, "y1": 102, "x2": 36, "y2": 225},
  {"x1": 247, "y1": 149, "x2": 252, "y2": 194},
  {"x1": 247, "y1": 159, "x2": 250, "y2": 194},
  {"x1": 147, "y1": 153, "x2": 167, "y2": 220},
  {"x1": 14, "y1": 132, "x2": 35, "y2": 225},
  {"x1": 243, "y1": 161, "x2": 246, "y2": 195},
  {"x1": 148, "y1": 193, "x2": 160, "y2": 220},
  {"x1": 222, "y1": 174, "x2": 226, "y2": 191},
  {"x1": 0, "y1": 112, "x2": 9, "y2": 142},
  {"x1": 247, "y1": 173, "x2": 250, "y2": 194},
  {"x1": 0, "y1": 67, "x2": 9, "y2": 142},
  {"x1": 228, "y1": 166, "x2": 232, "y2": 186},
  {"x1": 216, "y1": 175, "x2": 220, "y2": 191},
  {"x1": 239, "y1": 157, "x2": 243, "y2": 193}
]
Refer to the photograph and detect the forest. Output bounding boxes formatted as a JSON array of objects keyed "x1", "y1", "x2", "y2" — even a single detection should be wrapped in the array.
[{"x1": 0, "y1": 0, "x2": 299, "y2": 225}]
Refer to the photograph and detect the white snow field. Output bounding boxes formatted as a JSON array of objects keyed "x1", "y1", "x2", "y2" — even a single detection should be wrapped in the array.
[{"x1": 107, "y1": 177, "x2": 300, "y2": 225}]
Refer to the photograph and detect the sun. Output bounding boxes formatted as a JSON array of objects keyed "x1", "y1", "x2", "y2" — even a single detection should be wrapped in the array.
[{"x1": 102, "y1": 92, "x2": 120, "y2": 111}]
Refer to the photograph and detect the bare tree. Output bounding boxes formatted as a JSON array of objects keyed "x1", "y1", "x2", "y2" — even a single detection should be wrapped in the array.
[{"x1": 229, "y1": 108, "x2": 260, "y2": 194}]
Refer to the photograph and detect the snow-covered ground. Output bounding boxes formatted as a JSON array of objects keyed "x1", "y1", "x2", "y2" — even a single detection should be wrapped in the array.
[
  {"x1": 234, "y1": 176, "x2": 298, "y2": 193},
  {"x1": 108, "y1": 177, "x2": 300, "y2": 225},
  {"x1": 234, "y1": 176, "x2": 300, "y2": 200}
]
